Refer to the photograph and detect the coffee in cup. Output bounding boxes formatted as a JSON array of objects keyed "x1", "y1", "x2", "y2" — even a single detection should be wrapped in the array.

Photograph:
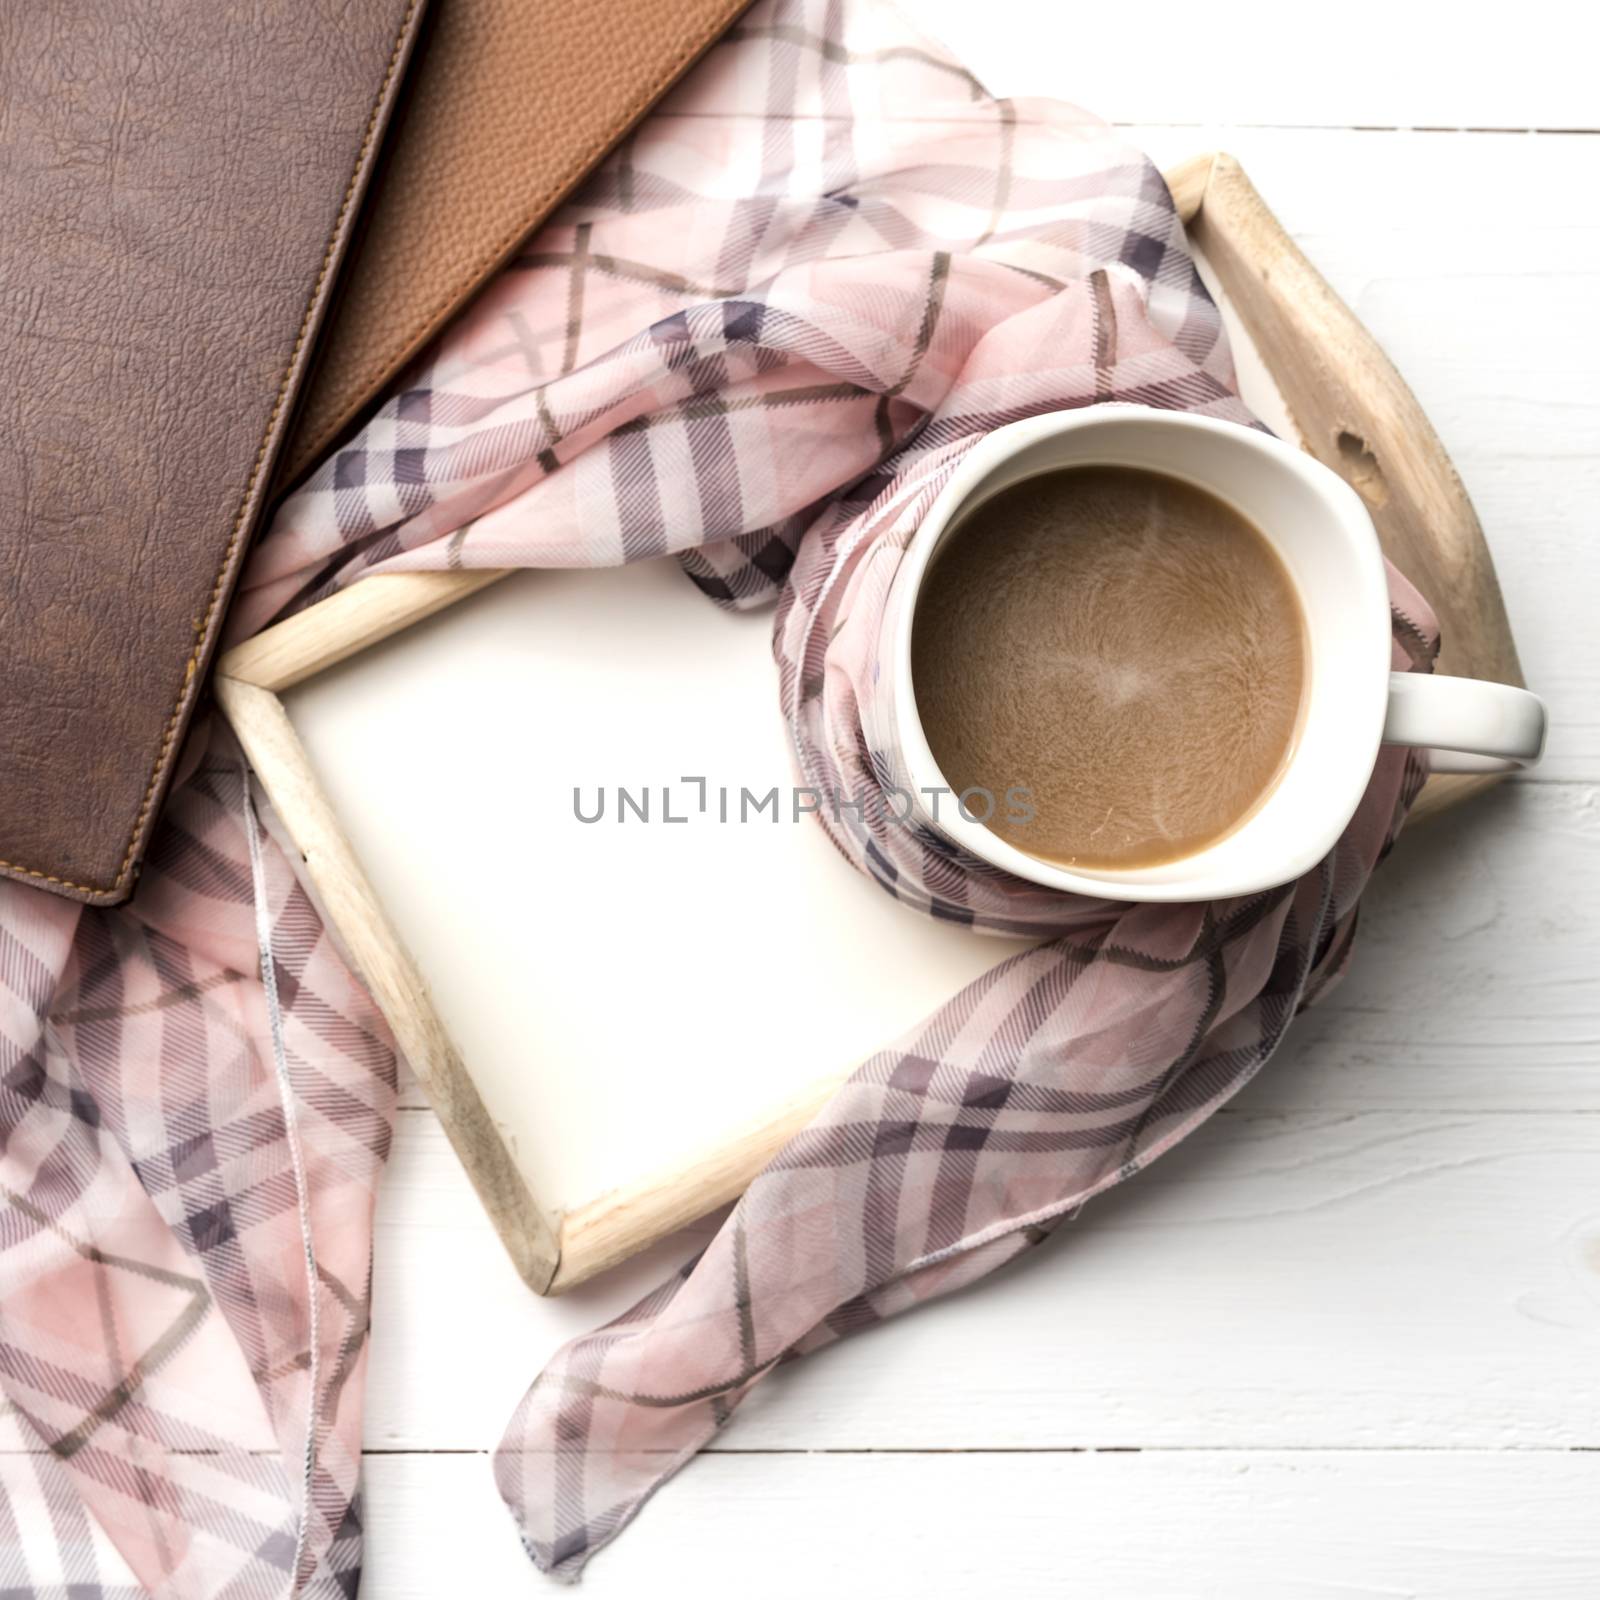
[{"x1": 911, "y1": 463, "x2": 1307, "y2": 870}]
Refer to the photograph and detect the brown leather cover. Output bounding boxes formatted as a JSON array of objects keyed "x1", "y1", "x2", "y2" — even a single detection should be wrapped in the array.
[
  {"x1": 0, "y1": 0, "x2": 428, "y2": 905},
  {"x1": 275, "y1": 0, "x2": 752, "y2": 491},
  {"x1": 1, "y1": 0, "x2": 747, "y2": 906}
]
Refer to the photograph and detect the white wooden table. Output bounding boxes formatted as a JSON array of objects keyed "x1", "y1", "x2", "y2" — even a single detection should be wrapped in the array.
[{"x1": 359, "y1": 4, "x2": 1600, "y2": 1593}]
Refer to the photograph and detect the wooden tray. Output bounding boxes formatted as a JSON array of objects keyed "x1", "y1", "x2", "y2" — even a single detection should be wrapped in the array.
[{"x1": 216, "y1": 154, "x2": 1528, "y2": 1295}]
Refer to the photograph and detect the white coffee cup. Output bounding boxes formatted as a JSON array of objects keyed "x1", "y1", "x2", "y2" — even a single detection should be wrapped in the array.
[{"x1": 886, "y1": 404, "x2": 1547, "y2": 902}]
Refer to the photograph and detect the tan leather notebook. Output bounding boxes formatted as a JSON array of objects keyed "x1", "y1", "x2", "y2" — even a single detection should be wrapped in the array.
[{"x1": 0, "y1": 0, "x2": 747, "y2": 906}]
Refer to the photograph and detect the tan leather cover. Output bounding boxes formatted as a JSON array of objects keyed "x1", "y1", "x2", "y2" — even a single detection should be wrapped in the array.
[
  {"x1": 1, "y1": 0, "x2": 745, "y2": 906},
  {"x1": 276, "y1": 0, "x2": 753, "y2": 490}
]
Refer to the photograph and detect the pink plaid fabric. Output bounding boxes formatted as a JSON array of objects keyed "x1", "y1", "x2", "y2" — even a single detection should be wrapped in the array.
[
  {"x1": 0, "y1": 0, "x2": 1439, "y2": 1590},
  {"x1": 0, "y1": 752, "x2": 392, "y2": 1595}
]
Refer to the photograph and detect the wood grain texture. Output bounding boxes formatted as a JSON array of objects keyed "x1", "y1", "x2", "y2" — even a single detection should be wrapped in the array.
[
  {"x1": 1239, "y1": 781, "x2": 1599, "y2": 1110},
  {"x1": 362, "y1": 1451, "x2": 1600, "y2": 1600},
  {"x1": 1162, "y1": 152, "x2": 1211, "y2": 222},
  {"x1": 368, "y1": 1095, "x2": 1600, "y2": 1453},
  {"x1": 219, "y1": 569, "x2": 510, "y2": 692},
  {"x1": 214, "y1": 675, "x2": 559, "y2": 1290},
  {"x1": 552, "y1": 1070, "x2": 850, "y2": 1291}
]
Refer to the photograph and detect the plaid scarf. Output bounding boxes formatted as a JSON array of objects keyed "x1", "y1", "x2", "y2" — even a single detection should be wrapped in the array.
[{"x1": 0, "y1": 0, "x2": 1439, "y2": 1590}]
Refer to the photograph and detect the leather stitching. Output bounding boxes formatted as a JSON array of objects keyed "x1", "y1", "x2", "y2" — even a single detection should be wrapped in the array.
[
  {"x1": 0, "y1": 0, "x2": 422, "y2": 900},
  {"x1": 280, "y1": 0, "x2": 748, "y2": 487}
]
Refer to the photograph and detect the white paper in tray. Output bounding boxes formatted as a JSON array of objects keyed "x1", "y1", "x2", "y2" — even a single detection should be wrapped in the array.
[{"x1": 287, "y1": 558, "x2": 1036, "y2": 1213}]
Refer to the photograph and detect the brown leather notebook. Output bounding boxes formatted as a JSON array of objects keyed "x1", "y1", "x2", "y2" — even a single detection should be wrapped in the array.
[
  {"x1": 0, "y1": 0, "x2": 747, "y2": 906},
  {"x1": 0, "y1": 0, "x2": 428, "y2": 905}
]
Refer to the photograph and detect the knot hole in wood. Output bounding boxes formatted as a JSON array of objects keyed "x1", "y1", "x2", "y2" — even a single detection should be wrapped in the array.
[{"x1": 1336, "y1": 428, "x2": 1391, "y2": 508}]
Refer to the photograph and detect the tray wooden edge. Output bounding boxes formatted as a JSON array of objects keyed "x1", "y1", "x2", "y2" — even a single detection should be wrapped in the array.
[
  {"x1": 214, "y1": 673, "x2": 561, "y2": 1294},
  {"x1": 216, "y1": 152, "x2": 1529, "y2": 1294},
  {"x1": 1167, "y1": 152, "x2": 1526, "y2": 824}
]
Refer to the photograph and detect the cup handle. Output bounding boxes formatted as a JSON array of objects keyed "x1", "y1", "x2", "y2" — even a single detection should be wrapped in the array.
[{"x1": 1384, "y1": 672, "x2": 1548, "y2": 774}]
